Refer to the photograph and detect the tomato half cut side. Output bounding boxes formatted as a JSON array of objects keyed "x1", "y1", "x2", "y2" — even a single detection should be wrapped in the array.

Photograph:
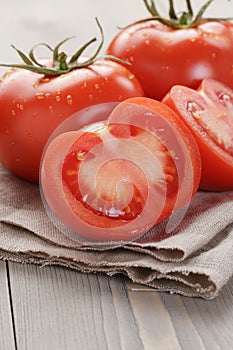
[
  {"x1": 40, "y1": 98, "x2": 201, "y2": 244},
  {"x1": 41, "y1": 122, "x2": 160, "y2": 244},
  {"x1": 163, "y1": 79, "x2": 233, "y2": 191}
]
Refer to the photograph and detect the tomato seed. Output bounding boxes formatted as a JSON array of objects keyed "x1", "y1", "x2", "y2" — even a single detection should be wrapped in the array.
[{"x1": 187, "y1": 101, "x2": 202, "y2": 119}]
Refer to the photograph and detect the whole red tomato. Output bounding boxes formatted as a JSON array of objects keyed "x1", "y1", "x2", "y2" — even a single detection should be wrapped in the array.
[
  {"x1": 107, "y1": 0, "x2": 233, "y2": 100},
  {"x1": 41, "y1": 97, "x2": 201, "y2": 243},
  {"x1": 0, "y1": 23, "x2": 144, "y2": 183}
]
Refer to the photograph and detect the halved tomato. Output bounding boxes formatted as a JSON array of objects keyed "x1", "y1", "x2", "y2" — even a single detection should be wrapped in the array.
[
  {"x1": 40, "y1": 98, "x2": 201, "y2": 243},
  {"x1": 163, "y1": 78, "x2": 233, "y2": 191}
]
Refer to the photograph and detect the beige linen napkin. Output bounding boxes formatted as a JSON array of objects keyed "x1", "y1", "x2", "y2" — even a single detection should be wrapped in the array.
[{"x1": 1, "y1": 164, "x2": 233, "y2": 299}]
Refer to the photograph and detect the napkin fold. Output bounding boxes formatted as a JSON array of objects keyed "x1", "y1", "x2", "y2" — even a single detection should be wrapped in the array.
[{"x1": 1, "y1": 164, "x2": 232, "y2": 299}]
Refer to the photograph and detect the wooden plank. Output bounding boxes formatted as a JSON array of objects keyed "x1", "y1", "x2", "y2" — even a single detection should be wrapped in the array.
[
  {"x1": 0, "y1": 261, "x2": 16, "y2": 350},
  {"x1": 8, "y1": 262, "x2": 143, "y2": 350},
  {"x1": 160, "y1": 278, "x2": 233, "y2": 350},
  {"x1": 181, "y1": 278, "x2": 233, "y2": 349},
  {"x1": 126, "y1": 287, "x2": 182, "y2": 350},
  {"x1": 127, "y1": 278, "x2": 233, "y2": 350},
  {"x1": 159, "y1": 294, "x2": 206, "y2": 350},
  {"x1": 7, "y1": 260, "x2": 233, "y2": 350}
]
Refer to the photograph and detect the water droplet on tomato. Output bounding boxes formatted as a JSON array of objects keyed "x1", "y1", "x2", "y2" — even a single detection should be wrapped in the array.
[
  {"x1": 95, "y1": 83, "x2": 99, "y2": 89},
  {"x1": 3, "y1": 72, "x2": 10, "y2": 79},
  {"x1": 129, "y1": 56, "x2": 135, "y2": 62},
  {"x1": 165, "y1": 37, "x2": 172, "y2": 43},
  {"x1": 11, "y1": 110, "x2": 16, "y2": 116},
  {"x1": 128, "y1": 74, "x2": 134, "y2": 80},
  {"x1": 144, "y1": 39, "x2": 150, "y2": 46},
  {"x1": 41, "y1": 77, "x2": 50, "y2": 83},
  {"x1": 56, "y1": 95, "x2": 61, "y2": 102},
  {"x1": 36, "y1": 92, "x2": 45, "y2": 100},
  {"x1": 45, "y1": 93, "x2": 51, "y2": 99},
  {"x1": 66, "y1": 94, "x2": 73, "y2": 105},
  {"x1": 161, "y1": 65, "x2": 169, "y2": 72},
  {"x1": 89, "y1": 94, "x2": 93, "y2": 100},
  {"x1": 33, "y1": 83, "x2": 38, "y2": 89}
]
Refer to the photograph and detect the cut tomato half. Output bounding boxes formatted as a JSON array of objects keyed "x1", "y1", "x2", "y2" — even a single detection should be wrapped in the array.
[
  {"x1": 40, "y1": 98, "x2": 201, "y2": 243},
  {"x1": 163, "y1": 79, "x2": 233, "y2": 191}
]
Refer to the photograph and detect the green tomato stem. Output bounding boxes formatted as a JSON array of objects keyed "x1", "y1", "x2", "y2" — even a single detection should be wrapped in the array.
[
  {"x1": 0, "y1": 18, "x2": 127, "y2": 76},
  {"x1": 186, "y1": 0, "x2": 194, "y2": 16},
  {"x1": 168, "y1": 0, "x2": 178, "y2": 20},
  {"x1": 140, "y1": 0, "x2": 233, "y2": 29}
]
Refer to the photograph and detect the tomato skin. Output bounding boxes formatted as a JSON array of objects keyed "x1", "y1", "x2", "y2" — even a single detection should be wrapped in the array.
[
  {"x1": 107, "y1": 20, "x2": 233, "y2": 101},
  {"x1": 0, "y1": 58, "x2": 144, "y2": 183},
  {"x1": 162, "y1": 79, "x2": 233, "y2": 191},
  {"x1": 41, "y1": 97, "x2": 201, "y2": 243}
]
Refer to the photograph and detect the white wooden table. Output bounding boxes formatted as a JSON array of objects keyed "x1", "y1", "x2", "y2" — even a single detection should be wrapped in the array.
[
  {"x1": 1, "y1": 1, "x2": 232, "y2": 349},
  {"x1": 0, "y1": 260, "x2": 232, "y2": 350}
]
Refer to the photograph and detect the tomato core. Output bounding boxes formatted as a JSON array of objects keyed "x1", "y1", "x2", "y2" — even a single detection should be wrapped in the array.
[{"x1": 62, "y1": 129, "x2": 149, "y2": 223}]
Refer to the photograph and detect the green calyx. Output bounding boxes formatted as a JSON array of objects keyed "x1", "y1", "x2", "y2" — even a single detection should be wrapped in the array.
[
  {"x1": 0, "y1": 18, "x2": 127, "y2": 76},
  {"x1": 141, "y1": 0, "x2": 233, "y2": 29}
]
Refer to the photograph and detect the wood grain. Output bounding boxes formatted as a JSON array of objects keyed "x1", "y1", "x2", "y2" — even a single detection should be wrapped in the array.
[
  {"x1": 6, "y1": 261, "x2": 233, "y2": 350},
  {"x1": 126, "y1": 287, "x2": 182, "y2": 349},
  {"x1": 0, "y1": 261, "x2": 16, "y2": 350},
  {"x1": 8, "y1": 262, "x2": 143, "y2": 350},
  {"x1": 127, "y1": 277, "x2": 233, "y2": 350}
]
